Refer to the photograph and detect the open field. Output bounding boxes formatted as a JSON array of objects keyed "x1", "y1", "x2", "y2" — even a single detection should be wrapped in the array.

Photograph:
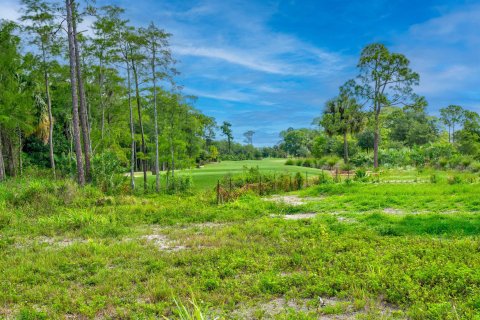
[
  {"x1": 1, "y1": 161, "x2": 480, "y2": 319},
  {"x1": 135, "y1": 159, "x2": 325, "y2": 191}
]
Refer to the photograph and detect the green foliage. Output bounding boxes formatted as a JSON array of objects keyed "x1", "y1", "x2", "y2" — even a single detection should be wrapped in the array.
[{"x1": 91, "y1": 151, "x2": 126, "y2": 193}]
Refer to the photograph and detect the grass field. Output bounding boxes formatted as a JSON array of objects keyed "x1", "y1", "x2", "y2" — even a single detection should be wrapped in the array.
[
  {"x1": 1, "y1": 161, "x2": 480, "y2": 319},
  {"x1": 135, "y1": 159, "x2": 325, "y2": 191}
]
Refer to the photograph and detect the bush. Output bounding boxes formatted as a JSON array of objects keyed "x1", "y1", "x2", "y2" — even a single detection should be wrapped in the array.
[
  {"x1": 324, "y1": 156, "x2": 340, "y2": 169},
  {"x1": 167, "y1": 175, "x2": 194, "y2": 194},
  {"x1": 461, "y1": 157, "x2": 473, "y2": 170},
  {"x1": 302, "y1": 158, "x2": 314, "y2": 168},
  {"x1": 341, "y1": 163, "x2": 354, "y2": 172},
  {"x1": 469, "y1": 162, "x2": 480, "y2": 173},
  {"x1": 92, "y1": 151, "x2": 126, "y2": 193},
  {"x1": 447, "y1": 176, "x2": 462, "y2": 185},
  {"x1": 437, "y1": 157, "x2": 449, "y2": 169},
  {"x1": 295, "y1": 159, "x2": 304, "y2": 167},
  {"x1": 354, "y1": 168, "x2": 368, "y2": 182},
  {"x1": 285, "y1": 159, "x2": 295, "y2": 166},
  {"x1": 317, "y1": 171, "x2": 332, "y2": 184},
  {"x1": 294, "y1": 172, "x2": 304, "y2": 189}
]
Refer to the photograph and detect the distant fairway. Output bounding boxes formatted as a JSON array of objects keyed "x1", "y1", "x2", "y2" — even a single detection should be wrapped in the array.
[{"x1": 135, "y1": 158, "x2": 324, "y2": 190}]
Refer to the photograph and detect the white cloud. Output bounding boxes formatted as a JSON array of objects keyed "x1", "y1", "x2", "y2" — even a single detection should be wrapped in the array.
[
  {"x1": 0, "y1": 0, "x2": 21, "y2": 21},
  {"x1": 393, "y1": 4, "x2": 480, "y2": 111}
]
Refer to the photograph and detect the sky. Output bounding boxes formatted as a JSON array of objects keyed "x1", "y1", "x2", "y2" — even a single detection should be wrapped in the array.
[{"x1": 1, "y1": 0, "x2": 479, "y2": 146}]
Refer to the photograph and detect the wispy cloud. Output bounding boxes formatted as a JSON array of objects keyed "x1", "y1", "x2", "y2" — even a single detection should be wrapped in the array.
[
  {"x1": 393, "y1": 3, "x2": 480, "y2": 111},
  {"x1": 0, "y1": 0, "x2": 21, "y2": 21}
]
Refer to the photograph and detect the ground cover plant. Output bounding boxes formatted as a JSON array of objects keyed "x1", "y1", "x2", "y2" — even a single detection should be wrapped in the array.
[{"x1": 1, "y1": 162, "x2": 480, "y2": 319}]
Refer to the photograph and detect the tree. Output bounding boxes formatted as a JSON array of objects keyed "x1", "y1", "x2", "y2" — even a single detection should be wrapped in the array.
[
  {"x1": 141, "y1": 22, "x2": 174, "y2": 193},
  {"x1": 127, "y1": 28, "x2": 148, "y2": 190},
  {"x1": 0, "y1": 21, "x2": 35, "y2": 180},
  {"x1": 65, "y1": 0, "x2": 85, "y2": 185},
  {"x1": 71, "y1": 4, "x2": 92, "y2": 182},
  {"x1": 220, "y1": 121, "x2": 233, "y2": 153},
  {"x1": 387, "y1": 99, "x2": 438, "y2": 148},
  {"x1": 21, "y1": 0, "x2": 60, "y2": 178},
  {"x1": 440, "y1": 105, "x2": 464, "y2": 144},
  {"x1": 456, "y1": 110, "x2": 480, "y2": 155},
  {"x1": 357, "y1": 43, "x2": 419, "y2": 168},
  {"x1": 320, "y1": 81, "x2": 363, "y2": 163},
  {"x1": 279, "y1": 128, "x2": 316, "y2": 157},
  {"x1": 243, "y1": 130, "x2": 255, "y2": 145}
]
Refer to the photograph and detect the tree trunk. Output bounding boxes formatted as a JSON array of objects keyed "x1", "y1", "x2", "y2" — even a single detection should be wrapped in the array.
[
  {"x1": 452, "y1": 123, "x2": 455, "y2": 144},
  {"x1": 131, "y1": 59, "x2": 147, "y2": 191},
  {"x1": 0, "y1": 127, "x2": 5, "y2": 182},
  {"x1": 18, "y1": 129, "x2": 22, "y2": 176},
  {"x1": 127, "y1": 62, "x2": 135, "y2": 191},
  {"x1": 99, "y1": 57, "x2": 105, "y2": 139},
  {"x1": 72, "y1": 5, "x2": 91, "y2": 182},
  {"x1": 374, "y1": 111, "x2": 380, "y2": 169},
  {"x1": 343, "y1": 130, "x2": 348, "y2": 164},
  {"x1": 6, "y1": 136, "x2": 16, "y2": 177},
  {"x1": 66, "y1": 0, "x2": 85, "y2": 186},
  {"x1": 151, "y1": 44, "x2": 160, "y2": 193},
  {"x1": 42, "y1": 46, "x2": 56, "y2": 178}
]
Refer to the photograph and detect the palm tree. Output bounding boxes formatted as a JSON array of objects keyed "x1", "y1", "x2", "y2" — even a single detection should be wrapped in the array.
[{"x1": 321, "y1": 82, "x2": 364, "y2": 163}]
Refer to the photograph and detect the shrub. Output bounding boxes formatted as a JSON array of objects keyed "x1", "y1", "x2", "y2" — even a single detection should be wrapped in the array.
[
  {"x1": 92, "y1": 151, "x2": 126, "y2": 193},
  {"x1": 324, "y1": 156, "x2": 340, "y2": 169},
  {"x1": 167, "y1": 175, "x2": 194, "y2": 194},
  {"x1": 294, "y1": 172, "x2": 304, "y2": 189},
  {"x1": 318, "y1": 171, "x2": 332, "y2": 184},
  {"x1": 430, "y1": 174, "x2": 438, "y2": 184},
  {"x1": 448, "y1": 155, "x2": 462, "y2": 169},
  {"x1": 302, "y1": 158, "x2": 314, "y2": 168},
  {"x1": 469, "y1": 162, "x2": 480, "y2": 173},
  {"x1": 285, "y1": 159, "x2": 295, "y2": 166},
  {"x1": 461, "y1": 157, "x2": 473, "y2": 170},
  {"x1": 354, "y1": 168, "x2": 368, "y2": 182},
  {"x1": 447, "y1": 176, "x2": 462, "y2": 185},
  {"x1": 295, "y1": 159, "x2": 304, "y2": 167},
  {"x1": 341, "y1": 163, "x2": 354, "y2": 172},
  {"x1": 437, "y1": 157, "x2": 449, "y2": 169}
]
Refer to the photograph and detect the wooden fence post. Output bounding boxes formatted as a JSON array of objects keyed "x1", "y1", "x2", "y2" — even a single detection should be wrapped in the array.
[
  {"x1": 259, "y1": 175, "x2": 263, "y2": 196},
  {"x1": 273, "y1": 173, "x2": 276, "y2": 192},
  {"x1": 216, "y1": 180, "x2": 220, "y2": 205}
]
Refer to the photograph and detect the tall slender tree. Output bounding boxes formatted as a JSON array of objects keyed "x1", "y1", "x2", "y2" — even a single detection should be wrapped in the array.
[
  {"x1": 357, "y1": 43, "x2": 419, "y2": 168},
  {"x1": 21, "y1": 0, "x2": 59, "y2": 178},
  {"x1": 243, "y1": 130, "x2": 255, "y2": 145},
  {"x1": 71, "y1": 3, "x2": 92, "y2": 181},
  {"x1": 440, "y1": 105, "x2": 464, "y2": 144},
  {"x1": 65, "y1": 0, "x2": 85, "y2": 185},
  {"x1": 220, "y1": 121, "x2": 233, "y2": 153},
  {"x1": 142, "y1": 23, "x2": 173, "y2": 193}
]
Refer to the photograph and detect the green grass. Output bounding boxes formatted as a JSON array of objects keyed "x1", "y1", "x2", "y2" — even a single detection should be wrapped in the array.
[
  {"x1": 135, "y1": 158, "x2": 324, "y2": 191},
  {"x1": 1, "y1": 167, "x2": 480, "y2": 319}
]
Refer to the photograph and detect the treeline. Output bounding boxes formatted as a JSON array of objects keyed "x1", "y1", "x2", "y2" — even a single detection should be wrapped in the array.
[
  {"x1": 0, "y1": 0, "x2": 222, "y2": 192},
  {"x1": 277, "y1": 44, "x2": 480, "y2": 169}
]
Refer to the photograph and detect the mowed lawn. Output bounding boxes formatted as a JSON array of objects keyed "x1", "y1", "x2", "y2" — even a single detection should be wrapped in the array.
[{"x1": 135, "y1": 159, "x2": 324, "y2": 190}]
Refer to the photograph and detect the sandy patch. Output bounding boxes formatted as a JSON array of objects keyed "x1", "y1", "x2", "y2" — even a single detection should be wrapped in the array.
[
  {"x1": 264, "y1": 195, "x2": 323, "y2": 206},
  {"x1": 140, "y1": 234, "x2": 186, "y2": 251},
  {"x1": 383, "y1": 208, "x2": 405, "y2": 215},
  {"x1": 229, "y1": 297, "x2": 402, "y2": 319}
]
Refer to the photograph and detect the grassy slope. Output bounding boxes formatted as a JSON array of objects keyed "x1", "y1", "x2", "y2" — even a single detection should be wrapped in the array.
[
  {"x1": 1, "y1": 167, "x2": 480, "y2": 319},
  {"x1": 135, "y1": 159, "x2": 324, "y2": 191}
]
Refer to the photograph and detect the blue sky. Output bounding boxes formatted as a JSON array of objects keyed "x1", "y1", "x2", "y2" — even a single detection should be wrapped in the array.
[{"x1": 1, "y1": 0, "x2": 479, "y2": 146}]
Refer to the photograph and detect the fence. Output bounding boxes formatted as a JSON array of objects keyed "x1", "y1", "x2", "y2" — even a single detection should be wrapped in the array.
[{"x1": 215, "y1": 171, "x2": 327, "y2": 204}]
